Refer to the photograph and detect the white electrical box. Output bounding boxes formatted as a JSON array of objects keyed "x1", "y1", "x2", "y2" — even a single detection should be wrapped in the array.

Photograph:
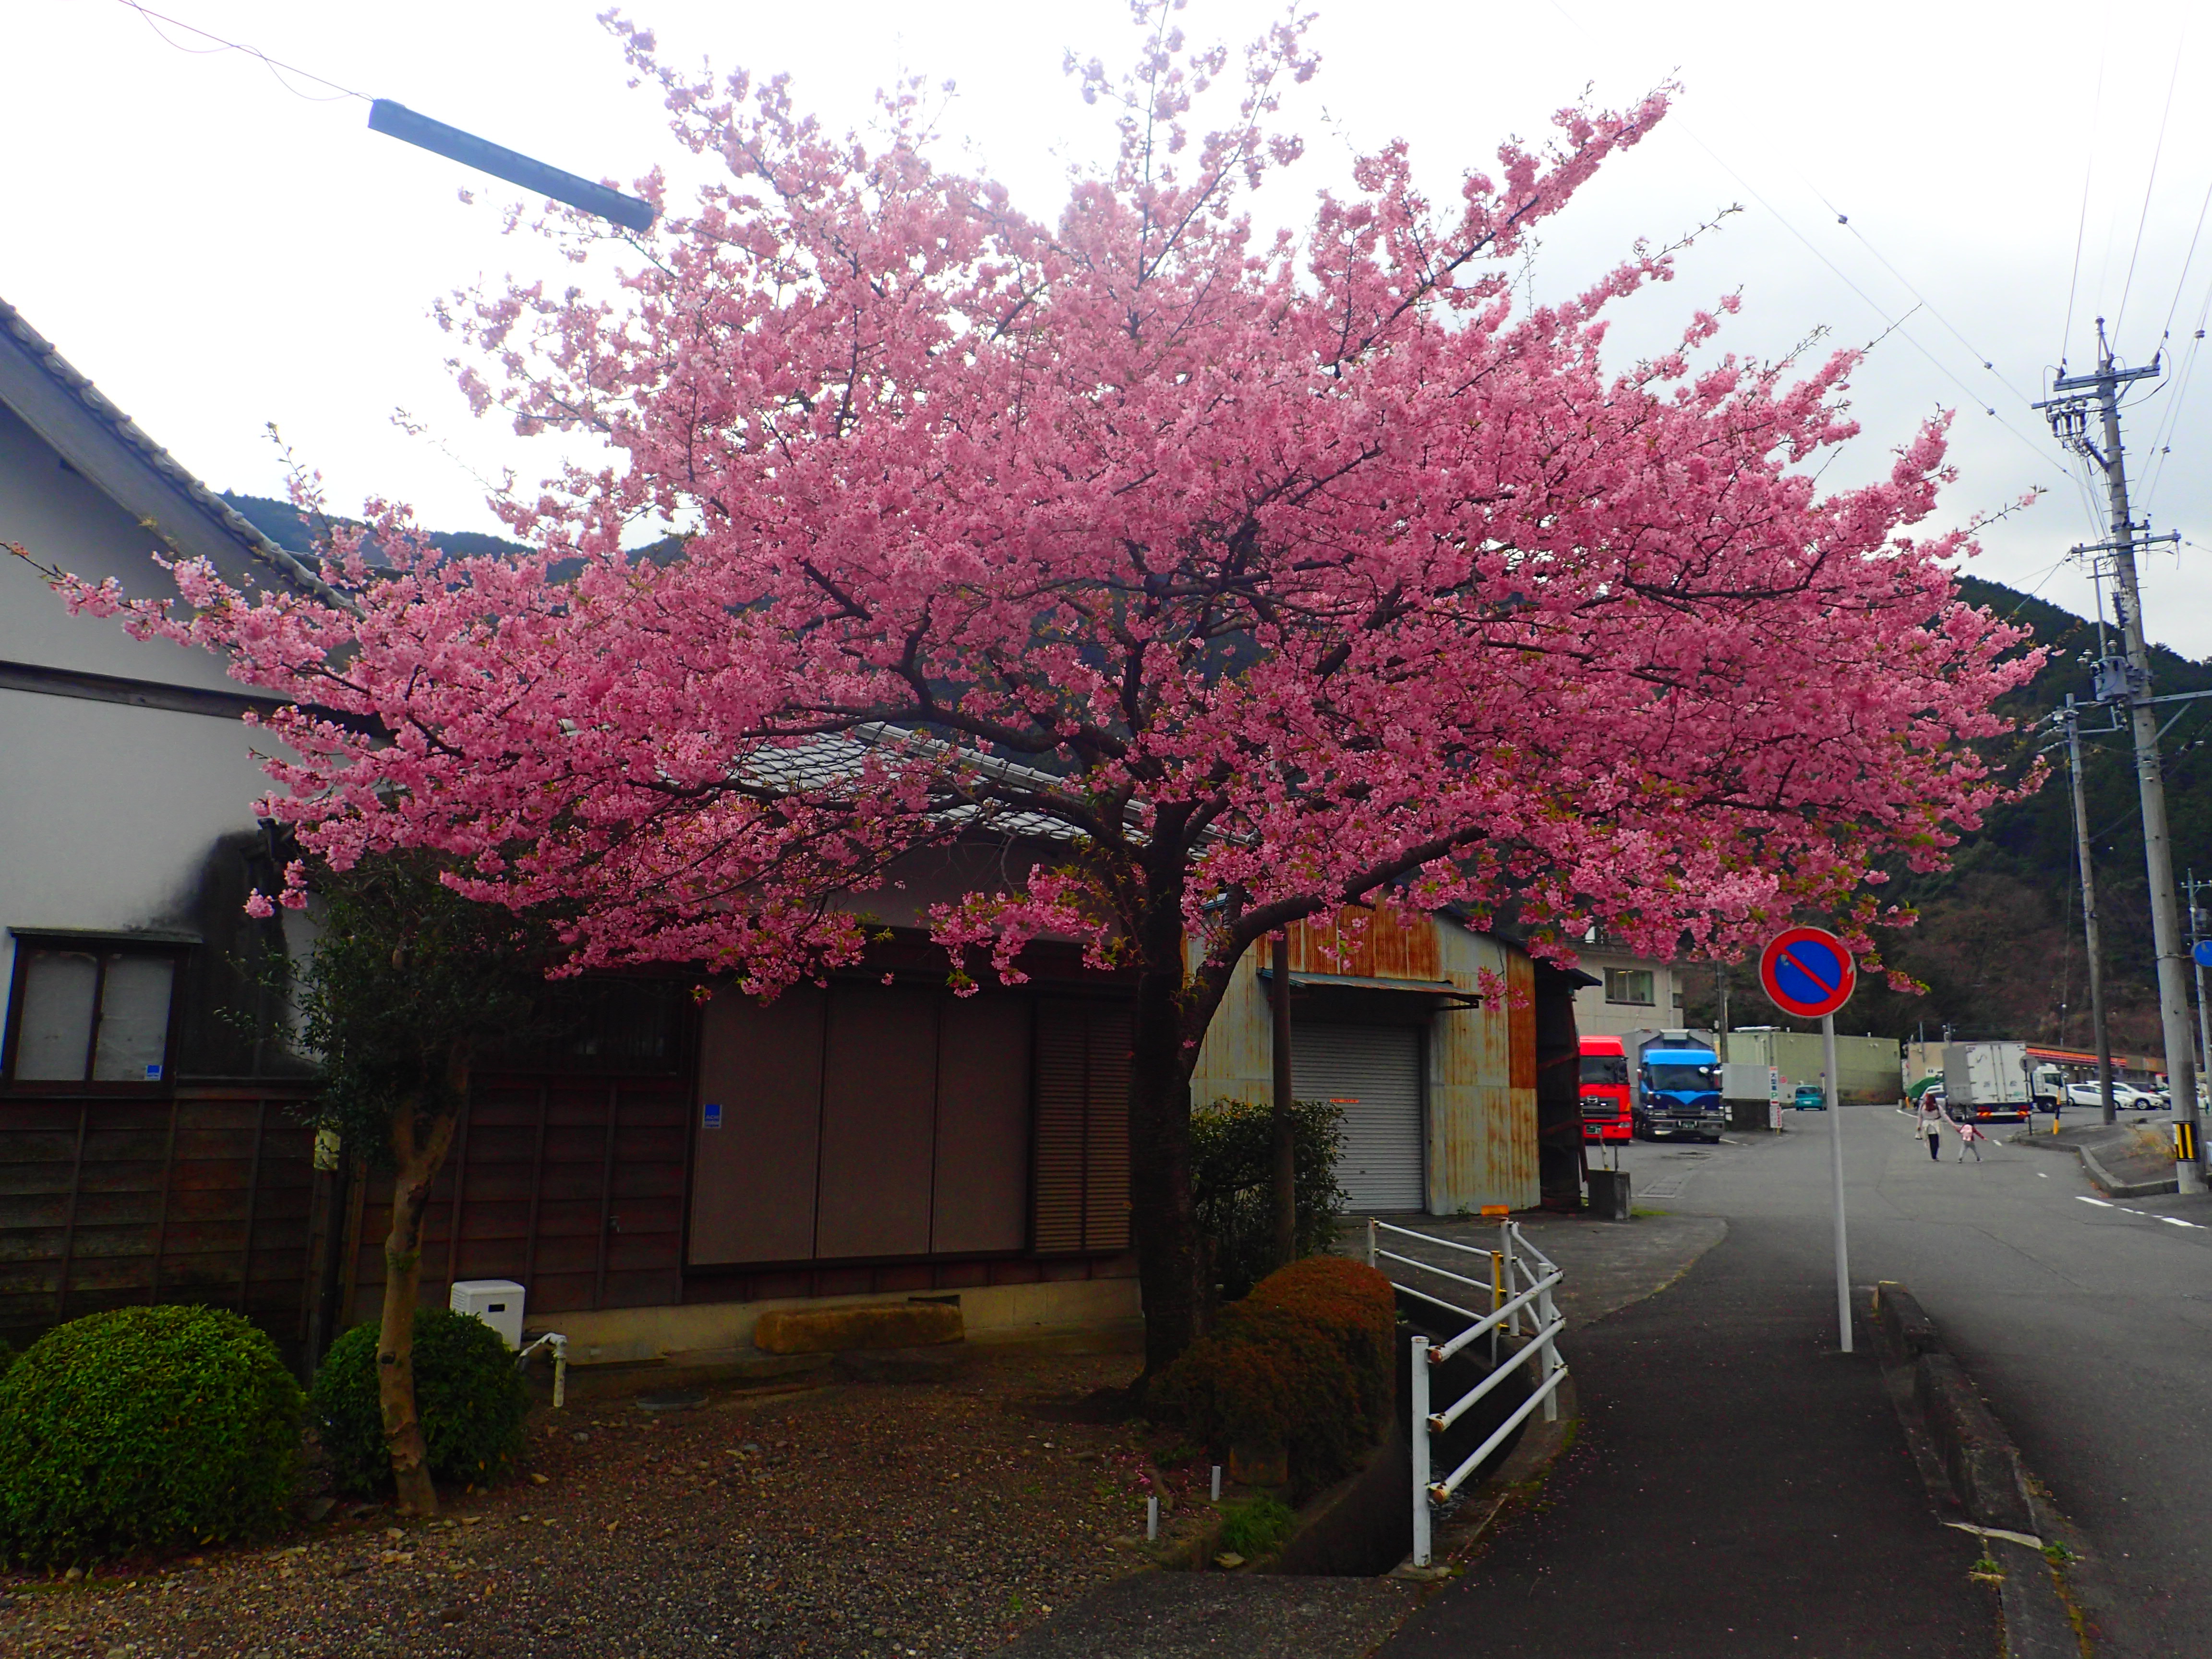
[{"x1": 450, "y1": 1279, "x2": 526, "y2": 1349}]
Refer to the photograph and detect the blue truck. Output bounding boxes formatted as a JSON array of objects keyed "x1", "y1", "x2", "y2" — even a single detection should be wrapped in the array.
[{"x1": 1633, "y1": 1034, "x2": 1727, "y2": 1142}]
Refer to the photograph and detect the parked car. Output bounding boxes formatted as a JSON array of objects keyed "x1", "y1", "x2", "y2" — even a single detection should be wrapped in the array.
[
  {"x1": 2062, "y1": 1081, "x2": 2164, "y2": 1111},
  {"x1": 1792, "y1": 1083, "x2": 1827, "y2": 1111}
]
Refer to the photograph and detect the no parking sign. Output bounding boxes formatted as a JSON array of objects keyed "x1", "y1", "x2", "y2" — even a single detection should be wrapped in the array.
[
  {"x1": 1758, "y1": 926, "x2": 1856, "y2": 1019},
  {"x1": 1758, "y1": 925, "x2": 1857, "y2": 1357}
]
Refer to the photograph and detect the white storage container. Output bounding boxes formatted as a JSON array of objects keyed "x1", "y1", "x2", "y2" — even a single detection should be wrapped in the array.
[{"x1": 450, "y1": 1279, "x2": 526, "y2": 1349}]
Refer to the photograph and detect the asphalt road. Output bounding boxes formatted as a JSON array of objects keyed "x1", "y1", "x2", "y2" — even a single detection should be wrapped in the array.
[{"x1": 1623, "y1": 1107, "x2": 2212, "y2": 1659}]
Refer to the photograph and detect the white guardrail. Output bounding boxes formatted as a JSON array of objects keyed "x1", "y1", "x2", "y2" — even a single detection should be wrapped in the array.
[{"x1": 1367, "y1": 1217, "x2": 1567, "y2": 1568}]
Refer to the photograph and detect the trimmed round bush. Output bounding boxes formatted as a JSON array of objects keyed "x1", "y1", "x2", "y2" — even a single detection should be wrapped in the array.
[
  {"x1": 1152, "y1": 1254, "x2": 1396, "y2": 1499},
  {"x1": 311, "y1": 1307, "x2": 528, "y2": 1496},
  {"x1": 0, "y1": 1305, "x2": 304, "y2": 1566}
]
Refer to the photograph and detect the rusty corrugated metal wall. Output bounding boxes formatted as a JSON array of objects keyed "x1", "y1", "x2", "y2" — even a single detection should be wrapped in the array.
[
  {"x1": 1426, "y1": 928, "x2": 1539, "y2": 1213},
  {"x1": 1187, "y1": 914, "x2": 1539, "y2": 1214}
]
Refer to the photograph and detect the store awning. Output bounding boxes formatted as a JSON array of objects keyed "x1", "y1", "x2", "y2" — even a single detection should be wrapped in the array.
[{"x1": 1256, "y1": 968, "x2": 1483, "y2": 1009}]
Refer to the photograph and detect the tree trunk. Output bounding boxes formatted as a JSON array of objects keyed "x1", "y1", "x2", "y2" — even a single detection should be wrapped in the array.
[
  {"x1": 376, "y1": 1044, "x2": 468, "y2": 1514},
  {"x1": 1269, "y1": 931, "x2": 1298, "y2": 1270},
  {"x1": 1128, "y1": 954, "x2": 1201, "y2": 1382}
]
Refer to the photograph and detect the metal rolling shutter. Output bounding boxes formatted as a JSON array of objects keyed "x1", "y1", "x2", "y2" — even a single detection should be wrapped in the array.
[{"x1": 1295, "y1": 1023, "x2": 1423, "y2": 1212}]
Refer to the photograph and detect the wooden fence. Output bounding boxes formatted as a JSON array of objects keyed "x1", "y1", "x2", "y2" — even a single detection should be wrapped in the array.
[{"x1": 0, "y1": 1085, "x2": 321, "y2": 1346}]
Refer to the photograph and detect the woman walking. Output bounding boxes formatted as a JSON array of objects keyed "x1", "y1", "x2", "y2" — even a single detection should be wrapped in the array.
[{"x1": 1917, "y1": 1094, "x2": 1947, "y2": 1161}]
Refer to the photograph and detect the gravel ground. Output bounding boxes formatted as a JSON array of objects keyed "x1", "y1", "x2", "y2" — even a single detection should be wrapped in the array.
[{"x1": 0, "y1": 1350, "x2": 1214, "y2": 1659}]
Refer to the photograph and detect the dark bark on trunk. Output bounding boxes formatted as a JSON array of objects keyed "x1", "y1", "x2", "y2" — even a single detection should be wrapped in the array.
[
  {"x1": 1269, "y1": 932, "x2": 1297, "y2": 1270},
  {"x1": 1128, "y1": 955, "x2": 1200, "y2": 1383},
  {"x1": 375, "y1": 1041, "x2": 469, "y2": 1514},
  {"x1": 1532, "y1": 961, "x2": 1587, "y2": 1213}
]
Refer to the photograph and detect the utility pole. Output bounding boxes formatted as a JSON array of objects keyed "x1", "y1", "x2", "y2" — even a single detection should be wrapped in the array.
[
  {"x1": 2061, "y1": 698, "x2": 2117, "y2": 1125},
  {"x1": 1716, "y1": 962, "x2": 1730, "y2": 1060},
  {"x1": 2038, "y1": 320, "x2": 2201, "y2": 1189},
  {"x1": 1270, "y1": 932, "x2": 1297, "y2": 1269}
]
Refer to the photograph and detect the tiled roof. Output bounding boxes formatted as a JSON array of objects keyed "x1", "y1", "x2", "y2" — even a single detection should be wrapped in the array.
[
  {"x1": 0, "y1": 296, "x2": 340, "y2": 605},
  {"x1": 743, "y1": 726, "x2": 1094, "y2": 843}
]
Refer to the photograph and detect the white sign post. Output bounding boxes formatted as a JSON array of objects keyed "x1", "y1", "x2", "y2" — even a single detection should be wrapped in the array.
[{"x1": 1758, "y1": 928, "x2": 1859, "y2": 1354}]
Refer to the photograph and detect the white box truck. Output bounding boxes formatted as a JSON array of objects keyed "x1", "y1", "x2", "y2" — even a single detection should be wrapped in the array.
[{"x1": 1940, "y1": 1041, "x2": 2032, "y2": 1121}]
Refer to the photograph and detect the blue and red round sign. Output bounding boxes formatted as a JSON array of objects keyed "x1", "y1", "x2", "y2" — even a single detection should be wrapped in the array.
[{"x1": 1758, "y1": 926, "x2": 1856, "y2": 1020}]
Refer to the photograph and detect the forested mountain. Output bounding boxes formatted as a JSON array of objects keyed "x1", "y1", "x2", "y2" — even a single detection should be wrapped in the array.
[
  {"x1": 218, "y1": 492, "x2": 526, "y2": 561},
  {"x1": 1684, "y1": 575, "x2": 2212, "y2": 1054}
]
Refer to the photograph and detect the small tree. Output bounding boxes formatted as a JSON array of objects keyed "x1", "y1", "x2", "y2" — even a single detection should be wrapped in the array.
[{"x1": 290, "y1": 853, "x2": 552, "y2": 1514}]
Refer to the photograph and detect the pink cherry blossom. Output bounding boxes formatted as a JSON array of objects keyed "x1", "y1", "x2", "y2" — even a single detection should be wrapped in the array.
[{"x1": 18, "y1": 8, "x2": 2040, "y2": 1369}]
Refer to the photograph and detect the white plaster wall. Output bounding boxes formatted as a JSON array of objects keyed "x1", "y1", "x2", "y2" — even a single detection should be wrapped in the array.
[
  {"x1": 1573, "y1": 950, "x2": 1680, "y2": 1039},
  {"x1": 0, "y1": 401, "x2": 253, "y2": 689},
  {"x1": 0, "y1": 687, "x2": 278, "y2": 1020}
]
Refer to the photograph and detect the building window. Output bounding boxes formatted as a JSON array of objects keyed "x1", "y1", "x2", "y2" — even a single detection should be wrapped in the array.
[
  {"x1": 1604, "y1": 968, "x2": 1655, "y2": 1007},
  {"x1": 4, "y1": 942, "x2": 180, "y2": 1086}
]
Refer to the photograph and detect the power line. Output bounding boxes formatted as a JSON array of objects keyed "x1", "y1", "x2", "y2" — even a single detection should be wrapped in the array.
[
  {"x1": 1801, "y1": 183, "x2": 2037, "y2": 409},
  {"x1": 1675, "y1": 127, "x2": 2077, "y2": 484},
  {"x1": 114, "y1": 1, "x2": 368, "y2": 104},
  {"x1": 2113, "y1": 38, "x2": 2188, "y2": 346},
  {"x1": 2140, "y1": 181, "x2": 2212, "y2": 510},
  {"x1": 2063, "y1": 50, "x2": 2107, "y2": 367},
  {"x1": 2144, "y1": 273, "x2": 2212, "y2": 507}
]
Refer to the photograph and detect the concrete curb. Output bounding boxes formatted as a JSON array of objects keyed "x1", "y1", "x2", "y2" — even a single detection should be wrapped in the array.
[
  {"x1": 2077, "y1": 1144, "x2": 2177, "y2": 1199},
  {"x1": 1871, "y1": 1285, "x2": 2087, "y2": 1659}
]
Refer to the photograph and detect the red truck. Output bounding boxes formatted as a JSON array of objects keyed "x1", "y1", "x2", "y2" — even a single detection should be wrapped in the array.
[{"x1": 1580, "y1": 1034, "x2": 1633, "y2": 1143}]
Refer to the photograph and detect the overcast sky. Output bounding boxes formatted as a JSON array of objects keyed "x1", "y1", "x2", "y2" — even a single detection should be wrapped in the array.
[{"x1": 6, "y1": 1, "x2": 2209, "y2": 662}]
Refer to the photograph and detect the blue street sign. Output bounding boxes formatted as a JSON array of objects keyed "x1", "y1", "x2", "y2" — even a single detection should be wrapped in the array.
[
  {"x1": 702, "y1": 1101, "x2": 723, "y2": 1130},
  {"x1": 2195, "y1": 941, "x2": 2212, "y2": 969},
  {"x1": 1759, "y1": 926, "x2": 1856, "y2": 1019}
]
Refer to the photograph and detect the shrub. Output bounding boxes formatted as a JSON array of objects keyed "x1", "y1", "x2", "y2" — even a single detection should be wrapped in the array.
[
  {"x1": 1216, "y1": 1494, "x2": 1295, "y2": 1560},
  {"x1": 0, "y1": 1305, "x2": 303, "y2": 1565},
  {"x1": 311, "y1": 1307, "x2": 528, "y2": 1496},
  {"x1": 1190, "y1": 1096, "x2": 1349, "y2": 1302},
  {"x1": 1152, "y1": 1254, "x2": 1397, "y2": 1498},
  {"x1": 0, "y1": 1338, "x2": 15, "y2": 1382}
]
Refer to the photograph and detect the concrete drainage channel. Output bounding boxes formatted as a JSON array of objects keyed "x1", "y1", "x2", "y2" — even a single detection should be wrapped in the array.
[{"x1": 1870, "y1": 1283, "x2": 2089, "y2": 1659}]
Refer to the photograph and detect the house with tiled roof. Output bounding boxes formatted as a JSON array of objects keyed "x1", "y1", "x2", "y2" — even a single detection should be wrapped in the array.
[{"x1": 0, "y1": 298, "x2": 1573, "y2": 1384}]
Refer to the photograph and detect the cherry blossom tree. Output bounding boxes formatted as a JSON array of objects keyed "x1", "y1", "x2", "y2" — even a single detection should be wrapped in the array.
[{"x1": 23, "y1": 6, "x2": 2039, "y2": 1373}]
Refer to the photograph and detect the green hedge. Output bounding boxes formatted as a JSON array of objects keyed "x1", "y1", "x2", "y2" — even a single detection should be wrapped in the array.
[
  {"x1": 0, "y1": 1306, "x2": 303, "y2": 1565},
  {"x1": 1190, "y1": 1096, "x2": 1348, "y2": 1303},
  {"x1": 1152, "y1": 1254, "x2": 1396, "y2": 1499},
  {"x1": 310, "y1": 1307, "x2": 528, "y2": 1496}
]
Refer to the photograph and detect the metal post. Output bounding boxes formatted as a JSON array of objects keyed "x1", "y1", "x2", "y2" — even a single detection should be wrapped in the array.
[
  {"x1": 2065, "y1": 700, "x2": 2118, "y2": 1125},
  {"x1": 1824, "y1": 1013, "x2": 1851, "y2": 1354},
  {"x1": 1500, "y1": 1223, "x2": 1518, "y2": 1338},
  {"x1": 1270, "y1": 931, "x2": 1298, "y2": 1268},
  {"x1": 1367, "y1": 1215, "x2": 1378, "y2": 1270},
  {"x1": 1410, "y1": 1334, "x2": 1432, "y2": 1567},
  {"x1": 2188, "y1": 872, "x2": 2211, "y2": 1106},
  {"x1": 1538, "y1": 1272, "x2": 1560, "y2": 1423}
]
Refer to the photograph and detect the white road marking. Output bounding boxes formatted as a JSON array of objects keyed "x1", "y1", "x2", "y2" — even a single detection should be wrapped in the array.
[
  {"x1": 2070, "y1": 1194, "x2": 2205, "y2": 1230},
  {"x1": 2038, "y1": 1172, "x2": 2049, "y2": 1178}
]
